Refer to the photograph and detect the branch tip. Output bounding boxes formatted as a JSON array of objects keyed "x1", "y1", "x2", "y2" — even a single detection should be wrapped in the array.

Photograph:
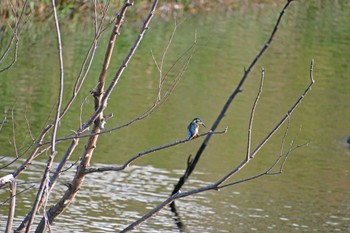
[{"x1": 309, "y1": 59, "x2": 315, "y2": 84}]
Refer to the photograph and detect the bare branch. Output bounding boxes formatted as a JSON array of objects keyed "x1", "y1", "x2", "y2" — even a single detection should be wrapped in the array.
[
  {"x1": 0, "y1": 184, "x2": 35, "y2": 208},
  {"x1": 155, "y1": 18, "x2": 179, "y2": 102},
  {"x1": 49, "y1": 36, "x2": 197, "y2": 144},
  {"x1": 217, "y1": 117, "x2": 292, "y2": 190},
  {"x1": 0, "y1": 0, "x2": 28, "y2": 72},
  {"x1": 23, "y1": 0, "x2": 66, "y2": 231},
  {"x1": 32, "y1": 1, "x2": 153, "y2": 231},
  {"x1": 81, "y1": 0, "x2": 159, "y2": 131},
  {"x1": 0, "y1": 109, "x2": 8, "y2": 132},
  {"x1": 50, "y1": 0, "x2": 65, "y2": 154},
  {"x1": 123, "y1": 58, "x2": 314, "y2": 232},
  {"x1": 60, "y1": 0, "x2": 111, "y2": 120},
  {"x1": 24, "y1": 107, "x2": 35, "y2": 142},
  {"x1": 170, "y1": 0, "x2": 295, "y2": 197},
  {"x1": 215, "y1": 59, "x2": 315, "y2": 187},
  {"x1": 268, "y1": 116, "x2": 292, "y2": 173},
  {"x1": 246, "y1": 67, "x2": 265, "y2": 160},
  {"x1": 84, "y1": 128, "x2": 227, "y2": 174},
  {"x1": 0, "y1": 174, "x2": 16, "y2": 233},
  {"x1": 249, "y1": 59, "x2": 315, "y2": 159},
  {"x1": 24, "y1": 151, "x2": 57, "y2": 233},
  {"x1": 10, "y1": 108, "x2": 18, "y2": 158}
]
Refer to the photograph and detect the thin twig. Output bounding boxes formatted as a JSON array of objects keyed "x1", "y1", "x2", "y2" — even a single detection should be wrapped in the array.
[
  {"x1": 0, "y1": 109, "x2": 8, "y2": 132},
  {"x1": 48, "y1": 37, "x2": 197, "y2": 145},
  {"x1": 60, "y1": 0, "x2": 110, "y2": 119},
  {"x1": 24, "y1": 107, "x2": 35, "y2": 141},
  {"x1": 0, "y1": 0, "x2": 27, "y2": 72},
  {"x1": 80, "y1": 0, "x2": 159, "y2": 132},
  {"x1": 0, "y1": 184, "x2": 35, "y2": 207},
  {"x1": 249, "y1": 59, "x2": 314, "y2": 159},
  {"x1": 10, "y1": 109, "x2": 18, "y2": 158},
  {"x1": 246, "y1": 67, "x2": 265, "y2": 160},
  {"x1": 24, "y1": 151, "x2": 57, "y2": 233},
  {"x1": 215, "y1": 59, "x2": 315, "y2": 188}
]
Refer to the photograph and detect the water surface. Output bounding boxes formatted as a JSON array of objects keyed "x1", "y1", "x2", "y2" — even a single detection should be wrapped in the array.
[{"x1": 1, "y1": 1, "x2": 350, "y2": 232}]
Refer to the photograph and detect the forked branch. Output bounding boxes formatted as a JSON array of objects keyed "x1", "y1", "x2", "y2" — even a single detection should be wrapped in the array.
[
  {"x1": 122, "y1": 58, "x2": 314, "y2": 232},
  {"x1": 0, "y1": 0, "x2": 28, "y2": 72},
  {"x1": 170, "y1": 0, "x2": 295, "y2": 199}
]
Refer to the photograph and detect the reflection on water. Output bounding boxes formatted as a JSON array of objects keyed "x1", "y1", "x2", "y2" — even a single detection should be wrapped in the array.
[
  {"x1": 1, "y1": 0, "x2": 350, "y2": 232},
  {"x1": 1, "y1": 158, "x2": 349, "y2": 232}
]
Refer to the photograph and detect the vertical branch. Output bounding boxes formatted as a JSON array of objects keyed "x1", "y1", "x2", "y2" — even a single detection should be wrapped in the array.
[
  {"x1": 11, "y1": 108, "x2": 18, "y2": 157},
  {"x1": 154, "y1": 19, "x2": 178, "y2": 102},
  {"x1": 82, "y1": 0, "x2": 160, "y2": 130},
  {"x1": 51, "y1": 0, "x2": 65, "y2": 153},
  {"x1": 60, "y1": 0, "x2": 111, "y2": 119},
  {"x1": 80, "y1": 0, "x2": 132, "y2": 168},
  {"x1": 23, "y1": 1, "x2": 65, "y2": 231},
  {"x1": 2, "y1": 175, "x2": 16, "y2": 233},
  {"x1": 93, "y1": 0, "x2": 129, "y2": 101},
  {"x1": 24, "y1": 107, "x2": 35, "y2": 141},
  {"x1": 249, "y1": 59, "x2": 314, "y2": 159},
  {"x1": 246, "y1": 68, "x2": 265, "y2": 160},
  {"x1": 42, "y1": 1, "x2": 112, "y2": 210}
]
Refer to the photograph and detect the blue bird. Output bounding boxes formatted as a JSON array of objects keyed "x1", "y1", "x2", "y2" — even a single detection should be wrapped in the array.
[{"x1": 187, "y1": 118, "x2": 206, "y2": 140}]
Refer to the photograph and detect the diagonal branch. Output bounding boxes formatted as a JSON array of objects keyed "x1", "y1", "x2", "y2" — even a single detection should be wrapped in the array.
[
  {"x1": 122, "y1": 58, "x2": 314, "y2": 232},
  {"x1": 0, "y1": 0, "x2": 28, "y2": 72},
  {"x1": 170, "y1": 0, "x2": 295, "y2": 198},
  {"x1": 80, "y1": 0, "x2": 159, "y2": 132},
  {"x1": 84, "y1": 128, "x2": 227, "y2": 174},
  {"x1": 249, "y1": 59, "x2": 314, "y2": 159},
  {"x1": 214, "y1": 59, "x2": 315, "y2": 187}
]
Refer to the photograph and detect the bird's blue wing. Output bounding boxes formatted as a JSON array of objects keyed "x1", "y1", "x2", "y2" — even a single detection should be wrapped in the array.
[
  {"x1": 187, "y1": 127, "x2": 192, "y2": 140},
  {"x1": 187, "y1": 123, "x2": 196, "y2": 140}
]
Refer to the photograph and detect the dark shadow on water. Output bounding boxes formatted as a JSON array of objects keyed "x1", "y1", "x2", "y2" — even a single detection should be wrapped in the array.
[{"x1": 170, "y1": 201, "x2": 187, "y2": 232}]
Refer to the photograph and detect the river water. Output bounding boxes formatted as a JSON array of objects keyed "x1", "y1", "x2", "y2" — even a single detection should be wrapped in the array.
[{"x1": 0, "y1": 1, "x2": 350, "y2": 232}]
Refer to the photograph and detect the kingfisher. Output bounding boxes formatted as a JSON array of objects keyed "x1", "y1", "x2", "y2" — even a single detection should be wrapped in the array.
[{"x1": 187, "y1": 117, "x2": 206, "y2": 140}]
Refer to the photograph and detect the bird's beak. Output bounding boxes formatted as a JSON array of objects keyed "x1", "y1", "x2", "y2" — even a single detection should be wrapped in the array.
[{"x1": 201, "y1": 122, "x2": 206, "y2": 128}]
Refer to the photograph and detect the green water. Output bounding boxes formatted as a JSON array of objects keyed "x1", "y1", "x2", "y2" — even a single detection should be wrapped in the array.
[{"x1": 1, "y1": 1, "x2": 350, "y2": 232}]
